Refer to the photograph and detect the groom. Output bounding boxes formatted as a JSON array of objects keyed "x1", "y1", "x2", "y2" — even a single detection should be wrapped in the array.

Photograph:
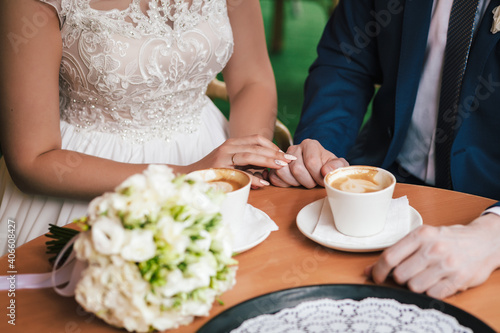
[{"x1": 270, "y1": 0, "x2": 500, "y2": 299}]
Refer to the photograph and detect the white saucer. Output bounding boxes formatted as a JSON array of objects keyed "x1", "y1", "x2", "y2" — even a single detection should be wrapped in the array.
[
  {"x1": 296, "y1": 198, "x2": 423, "y2": 252},
  {"x1": 234, "y1": 231, "x2": 271, "y2": 253},
  {"x1": 232, "y1": 204, "x2": 277, "y2": 253}
]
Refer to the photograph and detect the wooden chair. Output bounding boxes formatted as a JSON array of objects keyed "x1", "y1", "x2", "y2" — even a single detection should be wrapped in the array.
[{"x1": 206, "y1": 78, "x2": 293, "y2": 151}]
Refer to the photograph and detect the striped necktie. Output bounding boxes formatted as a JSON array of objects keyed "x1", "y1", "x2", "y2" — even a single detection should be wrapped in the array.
[{"x1": 435, "y1": 0, "x2": 480, "y2": 189}]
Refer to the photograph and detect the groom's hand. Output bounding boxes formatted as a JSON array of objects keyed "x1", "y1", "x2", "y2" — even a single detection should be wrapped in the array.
[
  {"x1": 269, "y1": 139, "x2": 348, "y2": 188},
  {"x1": 365, "y1": 213, "x2": 500, "y2": 299}
]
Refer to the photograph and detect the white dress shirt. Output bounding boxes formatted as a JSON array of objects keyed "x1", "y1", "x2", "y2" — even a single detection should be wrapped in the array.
[
  {"x1": 396, "y1": 0, "x2": 500, "y2": 215},
  {"x1": 397, "y1": 0, "x2": 490, "y2": 185}
]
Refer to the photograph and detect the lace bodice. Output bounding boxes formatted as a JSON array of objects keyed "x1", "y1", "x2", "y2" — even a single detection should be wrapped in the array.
[{"x1": 40, "y1": 0, "x2": 234, "y2": 143}]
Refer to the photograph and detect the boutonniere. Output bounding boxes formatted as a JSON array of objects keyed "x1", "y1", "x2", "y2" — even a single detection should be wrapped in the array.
[{"x1": 491, "y1": 6, "x2": 500, "y2": 34}]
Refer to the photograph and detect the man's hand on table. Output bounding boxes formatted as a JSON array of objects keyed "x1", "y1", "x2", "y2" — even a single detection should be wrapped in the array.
[
  {"x1": 268, "y1": 139, "x2": 500, "y2": 299},
  {"x1": 269, "y1": 139, "x2": 348, "y2": 188},
  {"x1": 365, "y1": 213, "x2": 500, "y2": 299}
]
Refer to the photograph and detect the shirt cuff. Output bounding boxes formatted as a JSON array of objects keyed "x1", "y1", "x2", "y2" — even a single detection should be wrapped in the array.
[{"x1": 482, "y1": 206, "x2": 500, "y2": 217}]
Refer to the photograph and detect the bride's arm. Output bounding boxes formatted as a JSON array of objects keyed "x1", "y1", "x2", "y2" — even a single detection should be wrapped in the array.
[
  {"x1": 0, "y1": 0, "x2": 151, "y2": 200},
  {"x1": 224, "y1": 0, "x2": 277, "y2": 141}
]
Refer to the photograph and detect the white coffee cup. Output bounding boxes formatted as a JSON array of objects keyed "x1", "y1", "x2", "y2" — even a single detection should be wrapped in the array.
[
  {"x1": 324, "y1": 165, "x2": 396, "y2": 237},
  {"x1": 187, "y1": 168, "x2": 251, "y2": 226}
]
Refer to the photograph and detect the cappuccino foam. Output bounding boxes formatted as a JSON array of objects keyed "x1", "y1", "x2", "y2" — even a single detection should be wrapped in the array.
[
  {"x1": 207, "y1": 179, "x2": 242, "y2": 193},
  {"x1": 189, "y1": 168, "x2": 250, "y2": 194},
  {"x1": 328, "y1": 168, "x2": 391, "y2": 193}
]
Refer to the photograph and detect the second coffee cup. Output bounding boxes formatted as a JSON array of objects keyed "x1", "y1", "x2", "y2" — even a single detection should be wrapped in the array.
[
  {"x1": 187, "y1": 168, "x2": 251, "y2": 226},
  {"x1": 324, "y1": 165, "x2": 396, "y2": 237}
]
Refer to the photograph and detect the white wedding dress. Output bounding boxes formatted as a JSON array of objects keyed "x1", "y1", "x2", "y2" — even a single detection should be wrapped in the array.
[{"x1": 0, "y1": 0, "x2": 234, "y2": 256}]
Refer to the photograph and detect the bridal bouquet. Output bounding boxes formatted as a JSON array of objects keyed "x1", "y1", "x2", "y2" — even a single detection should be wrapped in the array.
[{"x1": 70, "y1": 165, "x2": 237, "y2": 332}]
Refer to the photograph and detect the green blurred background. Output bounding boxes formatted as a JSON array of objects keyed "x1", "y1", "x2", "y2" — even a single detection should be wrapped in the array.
[{"x1": 215, "y1": 0, "x2": 331, "y2": 137}]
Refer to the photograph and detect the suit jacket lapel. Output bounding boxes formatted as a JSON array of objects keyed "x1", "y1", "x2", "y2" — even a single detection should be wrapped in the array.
[
  {"x1": 461, "y1": 0, "x2": 500, "y2": 102},
  {"x1": 384, "y1": 0, "x2": 434, "y2": 165}
]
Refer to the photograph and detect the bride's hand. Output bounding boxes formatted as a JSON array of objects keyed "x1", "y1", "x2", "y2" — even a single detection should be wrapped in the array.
[{"x1": 188, "y1": 135, "x2": 296, "y2": 188}]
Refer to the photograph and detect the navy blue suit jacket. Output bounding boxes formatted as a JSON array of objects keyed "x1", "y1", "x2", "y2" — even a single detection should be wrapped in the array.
[{"x1": 295, "y1": 0, "x2": 500, "y2": 202}]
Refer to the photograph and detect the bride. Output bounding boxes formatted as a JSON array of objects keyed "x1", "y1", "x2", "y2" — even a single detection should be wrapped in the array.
[{"x1": 0, "y1": 0, "x2": 293, "y2": 256}]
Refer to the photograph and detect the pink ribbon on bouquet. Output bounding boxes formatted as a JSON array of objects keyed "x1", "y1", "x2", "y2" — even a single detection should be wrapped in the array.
[{"x1": 0, "y1": 236, "x2": 86, "y2": 296}]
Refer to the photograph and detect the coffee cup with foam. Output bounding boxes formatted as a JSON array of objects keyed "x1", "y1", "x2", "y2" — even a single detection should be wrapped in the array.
[{"x1": 324, "y1": 165, "x2": 396, "y2": 237}]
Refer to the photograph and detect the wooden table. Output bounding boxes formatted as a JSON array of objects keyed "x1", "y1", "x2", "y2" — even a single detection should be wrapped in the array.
[{"x1": 1, "y1": 184, "x2": 499, "y2": 332}]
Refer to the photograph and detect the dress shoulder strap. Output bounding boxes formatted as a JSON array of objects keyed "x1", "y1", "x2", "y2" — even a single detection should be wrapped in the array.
[{"x1": 37, "y1": 0, "x2": 69, "y2": 29}]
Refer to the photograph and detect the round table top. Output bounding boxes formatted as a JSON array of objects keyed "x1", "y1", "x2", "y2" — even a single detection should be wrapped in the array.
[{"x1": 1, "y1": 184, "x2": 498, "y2": 332}]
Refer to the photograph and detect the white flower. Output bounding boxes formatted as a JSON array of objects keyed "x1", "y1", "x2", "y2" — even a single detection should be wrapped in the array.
[
  {"x1": 108, "y1": 192, "x2": 129, "y2": 213},
  {"x1": 157, "y1": 215, "x2": 191, "y2": 254},
  {"x1": 120, "y1": 229, "x2": 156, "y2": 262},
  {"x1": 152, "y1": 312, "x2": 190, "y2": 331},
  {"x1": 491, "y1": 6, "x2": 500, "y2": 34},
  {"x1": 120, "y1": 193, "x2": 157, "y2": 226},
  {"x1": 75, "y1": 266, "x2": 106, "y2": 312},
  {"x1": 91, "y1": 217, "x2": 125, "y2": 255},
  {"x1": 144, "y1": 164, "x2": 176, "y2": 198},
  {"x1": 182, "y1": 299, "x2": 213, "y2": 317},
  {"x1": 75, "y1": 264, "x2": 152, "y2": 333},
  {"x1": 190, "y1": 191, "x2": 223, "y2": 215},
  {"x1": 212, "y1": 223, "x2": 235, "y2": 258},
  {"x1": 185, "y1": 259, "x2": 217, "y2": 288},
  {"x1": 87, "y1": 193, "x2": 113, "y2": 220},
  {"x1": 73, "y1": 232, "x2": 96, "y2": 261},
  {"x1": 193, "y1": 229, "x2": 212, "y2": 252},
  {"x1": 117, "y1": 173, "x2": 147, "y2": 193},
  {"x1": 157, "y1": 269, "x2": 187, "y2": 298}
]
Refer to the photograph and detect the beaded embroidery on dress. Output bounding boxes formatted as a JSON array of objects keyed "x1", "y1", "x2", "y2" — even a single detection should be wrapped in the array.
[
  {"x1": 58, "y1": 0, "x2": 233, "y2": 143},
  {"x1": 0, "y1": 0, "x2": 234, "y2": 256}
]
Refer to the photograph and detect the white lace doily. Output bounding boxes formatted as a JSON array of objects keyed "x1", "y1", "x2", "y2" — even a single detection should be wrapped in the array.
[{"x1": 230, "y1": 298, "x2": 473, "y2": 333}]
